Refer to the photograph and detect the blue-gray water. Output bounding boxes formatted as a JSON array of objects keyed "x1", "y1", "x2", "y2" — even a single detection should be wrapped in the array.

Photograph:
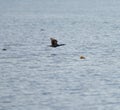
[{"x1": 0, "y1": 0, "x2": 120, "y2": 110}]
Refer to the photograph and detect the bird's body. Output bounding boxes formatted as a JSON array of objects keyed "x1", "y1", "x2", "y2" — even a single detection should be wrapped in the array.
[{"x1": 50, "y1": 38, "x2": 58, "y2": 47}]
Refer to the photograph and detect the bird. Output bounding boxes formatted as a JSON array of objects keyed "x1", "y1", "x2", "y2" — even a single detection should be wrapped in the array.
[
  {"x1": 50, "y1": 38, "x2": 58, "y2": 47},
  {"x1": 50, "y1": 38, "x2": 65, "y2": 47}
]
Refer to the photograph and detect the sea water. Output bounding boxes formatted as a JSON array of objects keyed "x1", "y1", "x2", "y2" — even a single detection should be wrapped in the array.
[{"x1": 0, "y1": 0, "x2": 120, "y2": 110}]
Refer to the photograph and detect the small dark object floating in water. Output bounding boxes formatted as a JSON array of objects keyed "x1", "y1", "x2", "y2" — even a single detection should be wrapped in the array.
[
  {"x1": 41, "y1": 29, "x2": 45, "y2": 31},
  {"x1": 2, "y1": 48, "x2": 7, "y2": 51},
  {"x1": 50, "y1": 38, "x2": 65, "y2": 47},
  {"x1": 80, "y1": 56, "x2": 85, "y2": 59}
]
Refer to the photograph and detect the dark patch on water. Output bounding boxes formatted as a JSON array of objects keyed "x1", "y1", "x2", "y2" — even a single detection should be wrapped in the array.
[
  {"x1": 2, "y1": 48, "x2": 7, "y2": 51},
  {"x1": 51, "y1": 54, "x2": 57, "y2": 56},
  {"x1": 40, "y1": 29, "x2": 45, "y2": 31}
]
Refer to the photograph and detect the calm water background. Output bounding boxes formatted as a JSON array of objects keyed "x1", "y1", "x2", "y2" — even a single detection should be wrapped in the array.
[{"x1": 0, "y1": 0, "x2": 120, "y2": 110}]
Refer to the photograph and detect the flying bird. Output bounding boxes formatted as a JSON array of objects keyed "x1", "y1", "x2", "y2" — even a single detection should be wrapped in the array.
[{"x1": 50, "y1": 38, "x2": 65, "y2": 47}]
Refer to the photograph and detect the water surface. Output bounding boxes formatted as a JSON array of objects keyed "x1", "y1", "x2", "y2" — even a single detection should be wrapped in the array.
[{"x1": 0, "y1": 0, "x2": 120, "y2": 110}]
